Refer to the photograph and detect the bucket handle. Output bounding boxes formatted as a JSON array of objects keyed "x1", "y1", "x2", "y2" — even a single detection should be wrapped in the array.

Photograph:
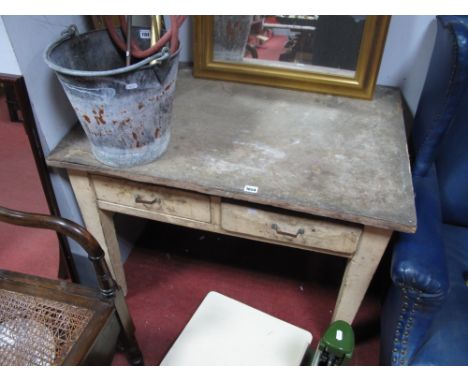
[
  {"x1": 44, "y1": 25, "x2": 170, "y2": 78},
  {"x1": 60, "y1": 24, "x2": 79, "y2": 39}
]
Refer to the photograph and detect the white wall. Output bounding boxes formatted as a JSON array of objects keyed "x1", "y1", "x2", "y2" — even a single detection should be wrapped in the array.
[
  {"x1": 0, "y1": 17, "x2": 21, "y2": 75},
  {"x1": 377, "y1": 15, "x2": 437, "y2": 114}
]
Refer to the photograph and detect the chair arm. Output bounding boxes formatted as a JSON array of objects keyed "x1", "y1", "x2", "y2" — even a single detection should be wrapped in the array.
[
  {"x1": 381, "y1": 166, "x2": 449, "y2": 365},
  {"x1": 0, "y1": 206, "x2": 117, "y2": 298},
  {"x1": 391, "y1": 168, "x2": 449, "y2": 298}
]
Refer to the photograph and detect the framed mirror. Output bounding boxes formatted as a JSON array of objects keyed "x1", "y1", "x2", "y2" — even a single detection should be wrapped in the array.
[{"x1": 193, "y1": 16, "x2": 391, "y2": 99}]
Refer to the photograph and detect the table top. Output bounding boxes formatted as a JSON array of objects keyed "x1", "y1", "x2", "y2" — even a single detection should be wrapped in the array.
[{"x1": 47, "y1": 68, "x2": 416, "y2": 233}]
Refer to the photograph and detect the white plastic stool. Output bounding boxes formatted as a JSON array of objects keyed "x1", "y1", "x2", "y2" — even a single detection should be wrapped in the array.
[{"x1": 160, "y1": 291, "x2": 313, "y2": 366}]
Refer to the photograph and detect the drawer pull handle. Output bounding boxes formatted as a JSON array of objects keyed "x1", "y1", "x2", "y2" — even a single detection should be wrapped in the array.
[
  {"x1": 135, "y1": 195, "x2": 161, "y2": 205},
  {"x1": 271, "y1": 223, "x2": 305, "y2": 238}
]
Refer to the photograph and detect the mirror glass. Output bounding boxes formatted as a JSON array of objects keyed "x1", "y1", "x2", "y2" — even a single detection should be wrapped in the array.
[{"x1": 212, "y1": 15, "x2": 367, "y2": 78}]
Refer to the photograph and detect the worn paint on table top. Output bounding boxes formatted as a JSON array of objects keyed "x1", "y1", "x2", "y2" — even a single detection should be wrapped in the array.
[{"x1": 47, "y1": 69, "x2": 416, "y2": 233}]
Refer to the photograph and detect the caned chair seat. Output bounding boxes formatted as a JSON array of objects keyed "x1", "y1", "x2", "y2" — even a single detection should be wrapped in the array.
[
  {"x1": 0, "y1": 270, "x2": 118, "y2": 365},
  {"x1": 0, "y1": 206, "x2": 143, "y2": 365}
]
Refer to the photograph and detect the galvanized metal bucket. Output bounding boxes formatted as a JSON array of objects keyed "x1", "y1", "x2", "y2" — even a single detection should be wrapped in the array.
[{"x1": 44, "y1": 25, "x2": 179, "y2": 167}]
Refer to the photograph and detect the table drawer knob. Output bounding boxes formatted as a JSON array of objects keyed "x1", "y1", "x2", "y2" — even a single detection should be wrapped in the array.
[
  {"x1": 271, "y1": 223, "x2": 305, "y2": 238},
  {"x1": 135, "y1": 195, "x2": 161, "y2": 205}
]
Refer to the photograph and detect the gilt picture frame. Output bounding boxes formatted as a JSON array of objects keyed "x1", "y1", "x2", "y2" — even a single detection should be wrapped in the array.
[{"x1": 193, "y1": 16, "x2": 391, "y2": 99}]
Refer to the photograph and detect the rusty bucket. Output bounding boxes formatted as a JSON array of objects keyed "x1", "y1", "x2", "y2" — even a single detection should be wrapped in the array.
[{"x1": 44, "y1": 25, "x2": 179, "y2": 167}]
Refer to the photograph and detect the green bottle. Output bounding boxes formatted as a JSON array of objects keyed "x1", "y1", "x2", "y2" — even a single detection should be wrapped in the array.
[{"x1": 311, "y1": 320, "x2": 355, "y2": 366}]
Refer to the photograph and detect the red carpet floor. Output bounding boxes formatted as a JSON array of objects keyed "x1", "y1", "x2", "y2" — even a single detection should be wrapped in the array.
[{"x1": 0, "y1": 92, "x2": 386, "y2": 366}]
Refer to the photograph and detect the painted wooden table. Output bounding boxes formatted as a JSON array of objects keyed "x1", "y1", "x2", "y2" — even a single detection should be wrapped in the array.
[{"x1": 47, "y1": 69, "x2": 416, "y2": 324}]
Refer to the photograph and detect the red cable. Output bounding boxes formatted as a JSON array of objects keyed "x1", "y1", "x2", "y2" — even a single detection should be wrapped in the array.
[
  {"x1": 103, "y1": 15, "x2": 186, "y2": 59},
  {"x1": 170, "y1": 15, "x2": 178, "y2": 53}
]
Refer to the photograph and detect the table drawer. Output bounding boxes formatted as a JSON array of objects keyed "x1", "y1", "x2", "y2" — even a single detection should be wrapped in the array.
[
  {"x1": 93, "y1": 176, "x2": 211, "y2": 223},
  {"x1": 221, "y1": 202, "x2": 361, "y2": 255}
]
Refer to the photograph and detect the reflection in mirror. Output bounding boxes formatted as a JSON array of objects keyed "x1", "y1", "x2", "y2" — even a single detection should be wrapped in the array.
[{"x1": 213, "y1": 15, "x2": 367, "y2": 77}]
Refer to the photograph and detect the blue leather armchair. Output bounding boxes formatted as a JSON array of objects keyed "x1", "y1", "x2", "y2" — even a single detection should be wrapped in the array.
[{"x1": 380, "y1": 16, "x2": 468, "y2": 366}]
